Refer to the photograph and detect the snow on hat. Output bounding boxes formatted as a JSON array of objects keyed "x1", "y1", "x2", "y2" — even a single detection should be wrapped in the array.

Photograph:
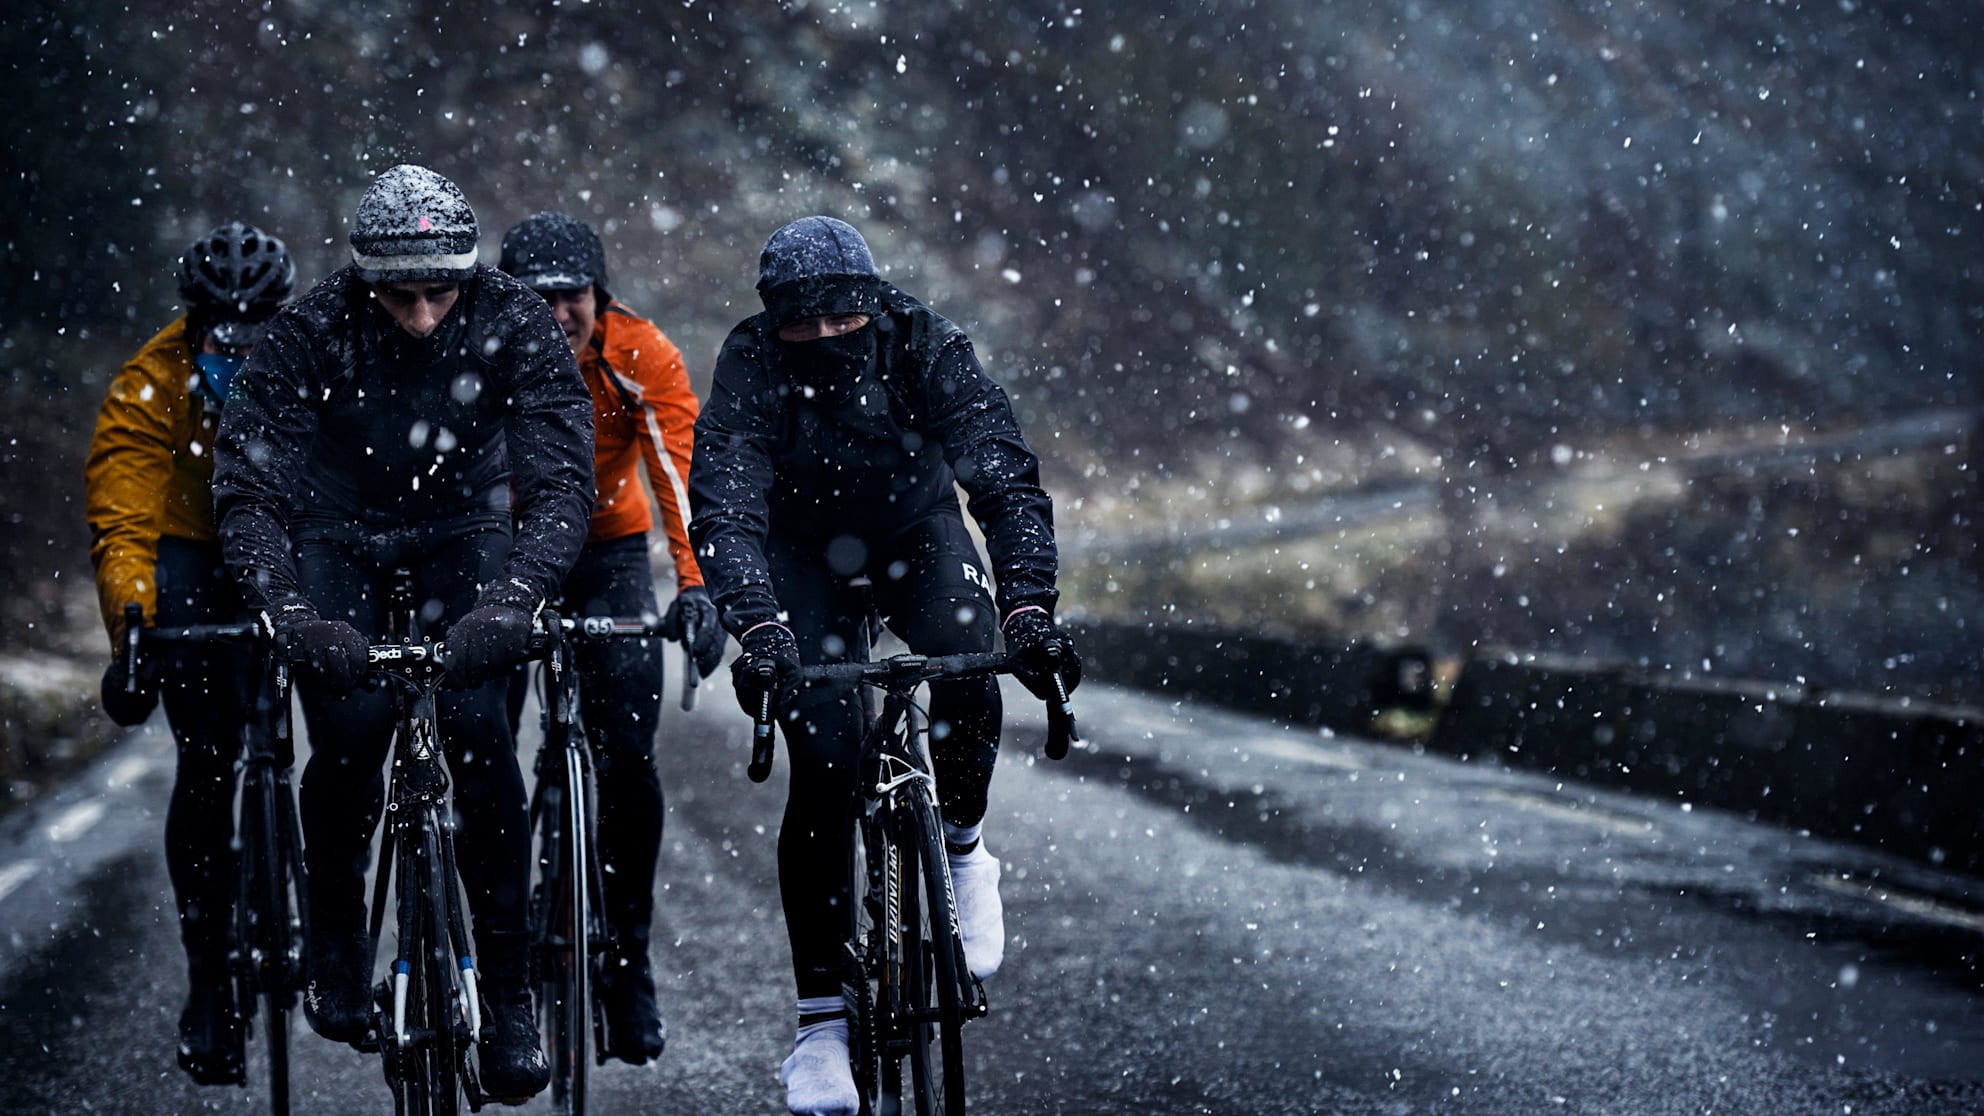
[
  {"x1": 349, "y1": 164, "x2": 479, "y2": 284},
  {"x1": 499, "y1": 211, "x2": 606, "y2": 294},
  {"x1": 757, "y1": 216, "x2": 883, "y2": 328}
]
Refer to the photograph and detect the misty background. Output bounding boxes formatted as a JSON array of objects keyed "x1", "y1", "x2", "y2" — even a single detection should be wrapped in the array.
[{"x1": 4, "y1": 0, "x2": 1980, "y2": 703}]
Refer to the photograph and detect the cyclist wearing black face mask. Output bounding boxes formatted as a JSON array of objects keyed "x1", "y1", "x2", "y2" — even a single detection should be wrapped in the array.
[{"x1": 689, "y1": 215, "x2": 1081, "y2": 1116}]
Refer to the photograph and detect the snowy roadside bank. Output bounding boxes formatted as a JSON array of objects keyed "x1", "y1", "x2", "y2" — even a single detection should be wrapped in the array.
[{"x1": 0, "y1": 652, "x2": 115, "y2": 814}]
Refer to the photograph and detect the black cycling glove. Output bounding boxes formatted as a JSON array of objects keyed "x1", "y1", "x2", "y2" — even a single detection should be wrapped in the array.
[
  {"x1": 446, "y1": 602, "x2": 535, "y2": 688},
  {"x1": 664, "y1": 586, "x2": 728, "y2": 678},
  {"x1": 99, "y1": 654, "x2": 160, "y2": 727},
  {"x1": 730, "y1": 622, "x2": 801, "y2": 721},
  {"x1": 277, "y1": 614, "x2": 370, "y2": 694},
  {"x1": 1003, "y1": 608, "x2": 1083, "y2": 701}
]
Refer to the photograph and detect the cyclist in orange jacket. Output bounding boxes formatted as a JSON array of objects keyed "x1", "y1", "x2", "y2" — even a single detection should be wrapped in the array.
[
  {"x1": 498, "y1": 211, "x2": 726, "y2": 1063},
  {"x1": 86, "y1": 221, "x2": 295, "y2": 1085}
]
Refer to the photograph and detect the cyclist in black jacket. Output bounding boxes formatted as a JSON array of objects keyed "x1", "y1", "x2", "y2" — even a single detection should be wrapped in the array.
[
  {"x1": 689, "y1": 216, "x2": 1081, "y2": 1116},
  {"x1": 213, "y1": 164, "x2": 592, "y2": 1103}
]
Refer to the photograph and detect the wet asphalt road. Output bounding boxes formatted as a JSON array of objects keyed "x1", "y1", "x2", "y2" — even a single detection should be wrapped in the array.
[{"x1": 2, "y1": 668, "x2": 1981, "y2": 1115}]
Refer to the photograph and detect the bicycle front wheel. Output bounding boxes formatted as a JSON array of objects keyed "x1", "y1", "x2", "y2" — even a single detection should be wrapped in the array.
[
  {"x1": 424, "y1": 819, "x2": 465, "y2": 1116},
  {"x1": 560, "y1": 744, "x2": 594, "y2": 1114},
  {"x1": 249, "y1": 769, "x2": 303, "y2": 1116},
  {"x1": 899, "y1": 784, "x2": 967, "y2": 1116},
  {"x1": 845, "y1": 808, "x2": 886, "y2": 1114},
  {"x1": 534, "y1": 755, "x2": 591, "y2": 1116},
  {"x1": 391, "y1": 817, "x2": 463, "y2": 1116}
]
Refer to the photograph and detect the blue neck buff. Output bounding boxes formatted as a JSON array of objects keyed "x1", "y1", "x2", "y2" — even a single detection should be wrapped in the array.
[{"x1": 193, "y1": 353, "x2": 243, "y2": 405}]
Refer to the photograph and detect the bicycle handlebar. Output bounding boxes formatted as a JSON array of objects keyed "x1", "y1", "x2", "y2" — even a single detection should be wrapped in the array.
[
  {"x1": 747, "y1": 650, "x2": 1079, "y2": 783},
  {"x1": 543, "y1": 614, "x2": 669, "y2": 641},
  {"x1": 121, "y1": 601, "x2": 267, "y2": 694},
  {"x1": 526, "y1": 612, "x2": 700, "y2": 711}
]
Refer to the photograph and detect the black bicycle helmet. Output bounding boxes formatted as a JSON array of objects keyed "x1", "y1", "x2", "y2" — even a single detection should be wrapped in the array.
[{"x1": 179, "y1": 221, "x2": 296, "y2": 346}]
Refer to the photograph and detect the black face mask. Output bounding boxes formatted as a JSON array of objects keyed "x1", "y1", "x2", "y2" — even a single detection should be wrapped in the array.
[{"x1": 779, "y1": 322, "x2": 877, "y2": 406}]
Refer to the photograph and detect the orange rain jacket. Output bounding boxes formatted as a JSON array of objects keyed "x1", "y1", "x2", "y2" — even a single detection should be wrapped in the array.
[
  {"x1": 84, "y1": 317, "x2": 220, "y2": 638},
  {"x1": 582, "y1": 302, "x2": 704, "y2": 590}
]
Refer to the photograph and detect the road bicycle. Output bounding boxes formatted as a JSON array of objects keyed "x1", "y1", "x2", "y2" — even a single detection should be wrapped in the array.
[
  {"x1": 749, "y1": 648, "x2": 1076, "y2": 1116},
  {"x1": 359, "y1": 633, "x2": 487, "y2": 1115},
  {"x1": 124, "y1": 603, "x2": 307, "y2": 1116},
  {"x1": 521, "y1": 609, "x2": 693, "y2": 1116},
  {"x1": 350, "y1": 566, "x2": 503, "y2": 1116}
]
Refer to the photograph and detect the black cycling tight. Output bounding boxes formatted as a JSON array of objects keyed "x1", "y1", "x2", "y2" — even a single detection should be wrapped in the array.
[{"x1": 291, "y1": 520, "x2": 531, "y2": 942}]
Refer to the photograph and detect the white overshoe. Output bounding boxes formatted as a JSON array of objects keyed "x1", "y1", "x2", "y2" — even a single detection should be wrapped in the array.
[
  {"x1": 780, "y1": 1020, "x2": 858, "y2": 1116},
  {"x1": 946, "y1": 843, "x2": 1005, "y2": 978}
]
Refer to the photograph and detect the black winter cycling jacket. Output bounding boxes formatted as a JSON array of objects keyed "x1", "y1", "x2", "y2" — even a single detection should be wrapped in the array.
[
  {"x1": 212, "y1": 263, "x2": 595, "y2": 618},
  {"x1": 689, "y1": 286, "x2": 1058, "y2": 635}
]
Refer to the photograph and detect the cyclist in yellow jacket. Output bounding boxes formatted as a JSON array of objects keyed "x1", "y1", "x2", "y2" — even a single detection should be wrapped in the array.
[{"x1": 85, "y1": 221, "x2": 296, "y2": 1085}]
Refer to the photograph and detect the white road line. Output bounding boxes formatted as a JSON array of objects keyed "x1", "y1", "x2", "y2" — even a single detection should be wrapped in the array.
[
  {"x1": 105, "y1": 754, "x2": 152, "y2": 789},
  {"x1": 45, "y1": 800, "x2": 107, "y2": 844},
  {"x1": 0, "y1": 860, "x2": 41, "y2": 903},
  {"x1": 1477, "y1": 788, "x2": 1657, "y2": 837},
  {"x1": 1247, "y1": 737, "x2": 1367, "y2": 770},
  {"x1": 1810, "y1": 874, "x2": 1984, "y2": 934}
]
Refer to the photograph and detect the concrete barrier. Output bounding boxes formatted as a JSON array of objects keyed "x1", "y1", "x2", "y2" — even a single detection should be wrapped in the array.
[
  {"x1": 1064, "y1": 619, "x2": 1981, "y2": 874},
  {"x1": 1429, "y1": 652, "x2": 1984, "y2": 875},
  {"x1": 1066, "y1": 618, "x2": 1431, "y2": 736}
]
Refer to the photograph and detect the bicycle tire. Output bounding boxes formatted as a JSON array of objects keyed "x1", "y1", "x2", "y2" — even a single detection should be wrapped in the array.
[
  {"x1": 255, "y1": 770, "x2": 295, "y2": 1116},
  {"x1": 535, "y1": 777, "x2": 584, "y2": 1115},
  {"x1": 844, "y1": 808, "x2": 885, "y2": 1116},
  {"x1": 876, "y1": 806, "x2": 907, "y2": 1116},
  {"x1": 388, "y1": 820, "x2": 424, "y2": 1114},
  {"x1": 561, "y1": 745, "x2": 593, "y2": 1113},
  {"x1": 901, "y1": 784, "x2": 966, "y2": 1116},
  {"x1": 391, "y1": 816, "x2": 462, "y2": 1116},
  {"x1": 421, "y1": 818, "x2": 463, "y2": 1116}
]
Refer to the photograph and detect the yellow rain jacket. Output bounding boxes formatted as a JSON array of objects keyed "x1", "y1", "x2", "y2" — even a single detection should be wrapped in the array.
[{"x1": 85, "y1": 316, "x2": 223, "y2": 638}]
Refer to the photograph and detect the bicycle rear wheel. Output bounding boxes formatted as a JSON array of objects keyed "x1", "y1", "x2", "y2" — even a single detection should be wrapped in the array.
[{"x1": 900, "y1": 785, "x2": 967, "y2": 1116}]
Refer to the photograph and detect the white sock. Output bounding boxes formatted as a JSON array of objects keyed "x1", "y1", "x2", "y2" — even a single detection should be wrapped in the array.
[
  {"x1": 795, "y1": 995, "x2": 843, "y2": 1029},
  {"x1": 942, "y1": 820, "x2": 983, "y2": 855}
]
